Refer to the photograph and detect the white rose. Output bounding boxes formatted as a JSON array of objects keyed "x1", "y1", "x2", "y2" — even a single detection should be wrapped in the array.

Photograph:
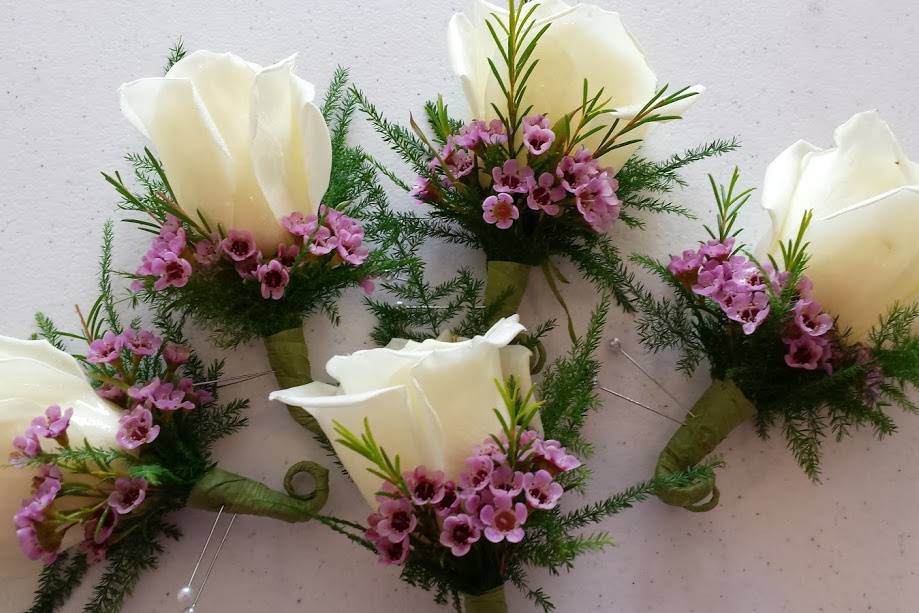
[
  {"x1": 0, "y1": 336, "x2": 121, "y2": 583},
  {"x1": 761, "y1": 111, "x2": 919, "y2": 340},
  {"x1": 447, "y1": 0, "x2": 703, "y2": 173},
  {"x1": 120, "y1": 51, "x2": 332, "y2": 252},
  {"x1": 269, "y1": 316, "x2": 534, "y2": 507}
]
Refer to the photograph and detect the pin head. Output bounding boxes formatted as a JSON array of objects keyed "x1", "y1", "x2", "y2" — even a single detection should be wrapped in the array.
[
  {"x1": 609, "y1": 338, "x2": 623, "y2": 352},
  {"x1": 177, "y1": 585, "x2": 195, "y2": 605}
]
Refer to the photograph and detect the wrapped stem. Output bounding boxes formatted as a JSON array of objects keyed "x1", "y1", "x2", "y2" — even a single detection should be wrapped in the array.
[
  {"x1": 654, "y1": 379, "x2": 755, "y2": 512},
  {"x1": 187, "y1": 464, "x2": 329, "y2": 522},
  {"x1": 484, "y1": 260, "x2": 530, "y2": 326},
  {"x1": 463, "y1": 585, "x2": 508, "y2": 613},
  {"x1": 264, "y1": 326, "x2": 320, "y2": 434}
]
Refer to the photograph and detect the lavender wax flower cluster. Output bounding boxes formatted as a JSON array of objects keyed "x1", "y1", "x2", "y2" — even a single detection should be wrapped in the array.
[
  {"x1": 410, "y1": 115, "x2": 621, "y2": 233},
  {"x1": 135, "y1": 206, "x2": 370, "y2": 301},
  {"x1": 668, "y1": 238, "x2": 844, "y2": 373},
  {"x1": 364, "y1": 430, "x2": 580, "y2": 565}
]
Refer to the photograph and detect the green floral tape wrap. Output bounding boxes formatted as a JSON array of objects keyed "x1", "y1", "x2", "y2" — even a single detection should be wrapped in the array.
[
  {"x1": 187, "y1": 465, "x2": 329, "y2": 522},
  {"x1": 463, "y1": 585, "x2": 508, "y2": 613},
  {"x1": 654, "y1": 379, "x2": 755, "y2": 512},
  {"x1": 264, "y1": 326, "x2": 320, "y2": 434},
  {"x1": 484, "y1": 260, "x2": 530, "y2": 325}
]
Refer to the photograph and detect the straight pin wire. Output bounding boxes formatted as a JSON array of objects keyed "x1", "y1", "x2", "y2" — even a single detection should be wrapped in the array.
[
  {"x1": 177, "y1": 507, "x2": 237, "y2": 612},
  {"x1": 597, "y1": 385, "x2": 686, "y2": 427},
  {"x1": 609, "y1": 339, "x2": 694, "y2": 418},
  {"x1": 193, "y1": 370, "x2": 276, "y2": 389}
]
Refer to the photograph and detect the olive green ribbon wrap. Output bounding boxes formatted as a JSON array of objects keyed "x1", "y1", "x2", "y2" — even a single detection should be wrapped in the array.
[
  {"x1": 484, "y1": 260, "x2": 530, "y2": 326},
  {"x1": 654, "y1": 379, "x2": 756, "y2": 512},
  {"x1": 263, "y1": 327, "x2": 321, "y2": 435},
  {"x1": 463, "y1": 585, "x2": 508, "y2": 613},
  {"x1": 187, "y1": 464, "x2": 330, "y2": 522}
]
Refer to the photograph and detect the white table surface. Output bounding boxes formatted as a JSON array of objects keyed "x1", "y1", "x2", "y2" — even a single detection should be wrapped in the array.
[{"x1": 2, "y1": 1, "x2": 919, "y2": 611}]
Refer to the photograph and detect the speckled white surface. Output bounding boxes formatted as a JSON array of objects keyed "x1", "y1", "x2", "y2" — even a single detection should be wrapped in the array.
[{"x1": 2, "y1": 1, "x2": 919, "y2": 612}]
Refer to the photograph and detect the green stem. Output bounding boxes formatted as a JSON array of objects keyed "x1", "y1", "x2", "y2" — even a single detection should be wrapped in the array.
[
  {"x1": 484, "y1": 260, "x2": 530, "y2": 327},
  {"x1": 463, "y1": 585, "x2": 508, "y2": 613},
  {"x1": 654, "y1": 379, "x2": 755, "y2": 512},
  {"x1": 187, "y1": 465, "x2": 329, "y2": 522},
  {"x1": 263, "y1": 327, "x2": 321, "y2": 435}
]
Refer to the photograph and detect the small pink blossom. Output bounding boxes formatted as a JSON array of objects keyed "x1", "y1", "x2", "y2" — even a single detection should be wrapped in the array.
[
  {"x1": 150, "y1": 252, "x2": 193, "y2": 290},
  {"x1": 107, "y1": 477, "x2": 147, "y2": 515},
  {"x1": 526, "y1": 172, "x2": 565, "y2": 216},
  {"x1": 30, "y1": 405, "x2": 73, "y2": 439},
  {"x1": 488, "y1": 465, "x2": 524, "y2": 497},
  {"x1": 358, "y1": 277, "x2": 376, "y2": 295},
  {"x1": 87, "y1": 331, "x2": 124, "y2": 364},
  {"x1": 117, "y1": 407, "x2": 160, "y2": 450},
  {"x1": 128, "y1": 378, "x2": 195, "y2": 412},
  {"x1": 458, "y1": 455, "x2": 494, "y2": 493},
  {"x1": 281, "y1": 212, "x2": 319, "y2": 241},
  {"x1": 326, "y1": 210, "x2": 369, "y2": 266},
  {"x1": 95, "y1": 383, "x2": 125, "y2": 403},
  {"x1": 256, "y1": 259, "x2": 290, "y2": 300},
  {"x1": 221, "y1": 230, "x2": 258, "y2": 262},
  {"x1": 121, "y1": 329, "x2": 162, "y2": 357},
  {"x1": 404, "y1": 466, "x2": 446, "y2": 506},
  {"x1": 436, "y1": 143, "x2": 474, "y2": 180},
  {"x1": 11, "y1": 430, "x2": 42, "y2": 462},
  {"x1": 532, "y1": 439, "x2": 581, "y2": 474},
  {"x1": 725, "y1": 291, "x2": 771, "y2": 335},
  {"x1": 375, "y1": 498, "x2": 417, "y2": 543},
  {"x1": 492, "y1": 159, "x2": 534, "y2": 194},
  {"x1": 233, "y1": 253, "x2": 262, "y2": 280},
  {"x1": 480, "y1": 492, "x2": 527, "y2": 544},
  {"x1": 163, "y1": 343, "x2": 192, "y2": 367},
  {"x1": 575, "y1": 174, "x2": 620, "y2": 232},
  {"x1": 556, "y1": 149, "x2": 597, "y2": 192},
  {"x1": 409, "y1": 177, "x2": 436, "y2": 203},
  {"x1": 522, "y1": 115, "x2": 555, "y2": 156},
  {"x1": 16, "y1": 524, "x2": 57, "y2": 564},
  {"x1": 80, "y1": 538, "x2": 108, "y2": 564},
  {"x1": 307, "y1": 225, "x2": 337, "y2": 257},
  {"x1": 373, "y1": 534, "x2": 410, "y2": 565},
  {"x1": 482, "y1": 193, "x2": 519, "y2": 230},
  {"x1": 276, "y1": 244, "x2": 300, "y2": 268},
  {"x1": 523, "y1": 470, "x2": 563, "y2": 510},
  {"x1": 433, "y1": 481, "x2": 461, "y2": 517},
  {"x1": 454, "y1": 119, "x2": 507, "y2": 149},
  {"x1": 84, "y1": 509, "x2": 119, "y2": 544},
  {"x1": 699, "y1": 238, "x2": 735, "y2": 261},
  {"x1": 194, "y1": 238, "x2": 221, "y2": 267},
  {"x1": 784, "y1": 335, "x2": 827, "y2": 370},
  {"x1": 668, "y1": 249, "x2": 703, "y2": 286},
  {"x1": 439, "y1": 514, "x2": 482, "y2": 557},
  {"x1": 793, "y1": 299, "x2": 833, "y2": 337}
]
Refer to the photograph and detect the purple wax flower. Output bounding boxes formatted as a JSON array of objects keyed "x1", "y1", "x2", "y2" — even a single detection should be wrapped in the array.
[
  {"x1": 85, "y1": 509, "x2": 119, "y2": 544},
  {"x1": 667, "y1": 249, "x2": 703, "y2": 285},
  {"x1": 30, "y1": 405, "x2": 73, "y2": 439},
  {"x1": 96, "y1": 382, "x2": 125, "y2": 403},
  {"x1": 526, "y1": 172, "x2": 565, "y2": 216},
  {"x1": 404, "y1": 466, "x2": 446, "y2": 506},
  {"x1": 194, "y1": 237, "x2": 221, "y2": 267},
  {"x1": 522, "y1": 114, "x2": 556, "y2": 155},
  {"x1": 723, "y1": 261, "x2": 770, "y2": 294},
  {"x1": 462, "y1": 489, "x2": 495, "y2": 516},
  {"x1": 488, "y1": 465, "x2": 524, "y2": 497},
  {"x1": 150, "y1": 252, "x2": 192, "y2": 290},
  {"x1": 793, "y1": 299, "x2": 833, "y2": 337},
  {"x1": 433, "y1": 481, "x2": 461, "y2": 517},
  {"x1": 798, "y1": 276, "x2": 814, "y2": 298},
  {"x1": 692, "y1": 259, "x2": 732, "y2": 299},
  {"x1": 16, "y1": 524, "x2": 57, "y2": 564},
  {"x1": 533, "y1": 439, "x2": 582, "y2": 474},
  {"x1": 256, "y1": 259, "x2": 291, "y2": 300},
  {"x1": 79, "y1": 538, "x2": 108, "y2": 564},
  {"x1": 454, "y1": 119, "x2": 507, "y2": 149},
  {"x1": 32, "y1": 464, "x2": 62, "y2": 490},
  {"x1": 375, "y1": 498, "x2": 417, "y2": 543},
  {"x1": 163, "y1": 343, "x2": 192, "y2": 367},
  {"x1": 523, "y1": 470, "x2": 564, "y2": 510},
  {"x1": 358, "y1": 277, "x2": 376, "y2": 295},
  {"x1": 556, "y1": 149, "x2": 598, "y2": 192},
  {"x1": 492, "y1": 159, "x2": 534, "y2": 194},
  {"x1": 307, "y1": 224, "x2": 337, "y2": 257},
  {"x1": 121, "y1": 329, "x2": 162, "y2": 357},
  {"x1": 373, "y1": 534, "x2": 410, "y2": 566},
  {"x1": 784, "y1": 335, "x2": 827, "y2": 370},
  {"x1": 281, "y1": 212, "x2": 319, "y2": 241},
  {"x1": 482, "y1": 193, "x2": 519, "y2": 230},
  {"x1": 87, "y1": 331, "x2": 124, "y2": 364},
  {"x1": 233, "y1": 252, "x2": 262, "y2": 280},
  {"x1": 11, "y1": 430, "x2": 42, "y2": 462},
  {"x1": 326, "y1": 209, "x2": 369, "y2": 266},
  {"x1": 276, "y1": 243, "x2": 300, "y2": 268},
  {"x1": 699, "y1": 238, "x2": 735, "y2": 260},
  {"x1": 725, "y1": 291, "x2": 771, "y2": 335},
  {"x1": 221, "y1": 230, "x2": 258, "y2": 262},
  {"x1": 32, "y1": 475, "x2": 61, "y2": 508},
  {"x1": 439, "y1": 513, "x2": 482, "y2": 556},
  {"x1": 14, "y1": 500, "x2": 45, "y2": 530},
  {"x1": 480, "y1": 492, "x2": 527, "y2": 544},
  {"x1": 117, "y1": 407, "x2": 160, "y2": 450},
  {"x1": 458, "y1": 455, "x2": 495, "y2": 493},
  {"x1": 107, "y1": 477, "x2": 147, "y2": 515},
  {"x1": 129, "y1": 378, "x2": 194, "y2": 412},
  {"x1": 440, "y1": 142, "x2": 475, "y2": 179},
  {"x1": 409, "y1": 177, "x2": 436, "y2": 204},
  {"x1": 575, "y1": 173, "x2": 621, "y2": 232}
]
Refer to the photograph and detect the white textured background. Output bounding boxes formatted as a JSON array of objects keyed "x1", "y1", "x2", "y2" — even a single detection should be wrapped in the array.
[{"x1": 2, "y1": 1, "x2": 919, "y2": 611}]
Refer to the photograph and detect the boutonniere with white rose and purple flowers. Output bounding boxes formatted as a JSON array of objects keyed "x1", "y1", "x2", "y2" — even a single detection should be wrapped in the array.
[
  {"x1": 109, "y1": 43, "x2": 403, "y2": 440},
  {"x1": 358, "y1": 0, "x2": 735, "y2": 338},
  {"x1": 635, "y1": 114, "x2": 919, "y2": 512},
  {"x1": 1, "y1": 230, "x2": 329, "y2": 612},
  {"x1": 270, "y1": 309, "x2": 714, "y2": 612}
]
